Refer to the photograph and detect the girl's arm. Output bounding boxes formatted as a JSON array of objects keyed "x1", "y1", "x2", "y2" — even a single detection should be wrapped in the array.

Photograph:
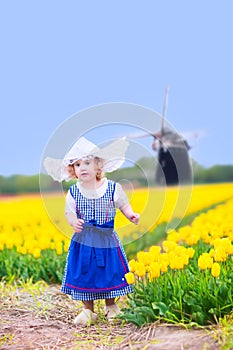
[
  {"x1": 65, "y1": 212, "x2": 84, "y2": 233},
  {"x1": 114, "y1": 183, "x2": 140, "y2": 224},
  {"x1": 65, "y1": 191, "x2": 84, "y2": 233},
  {"x1": 120, "y1": 203, "x2": 140, "y2": 225}
]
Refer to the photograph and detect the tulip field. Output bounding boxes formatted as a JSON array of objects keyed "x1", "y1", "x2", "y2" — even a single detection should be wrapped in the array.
[
  {"x1": 122, "y1": 196, "x2": 233, "y2": 326},
  {"x1": 1, "y1": 182, "x2": 233, "y2": 327}
]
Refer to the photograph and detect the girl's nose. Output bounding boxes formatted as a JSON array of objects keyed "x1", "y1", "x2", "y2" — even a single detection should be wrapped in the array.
[{"x1": 79, "y1": 162, "x2": 86, "y2": 170}]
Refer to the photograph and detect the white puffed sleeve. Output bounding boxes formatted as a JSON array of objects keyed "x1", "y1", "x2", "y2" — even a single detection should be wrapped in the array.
[
  {"x1": 114, "y1": 183, "x2": 129, "y2": 209},
  {"x1": 65, "y1": 190, "x2": 76, "y2": 214}
]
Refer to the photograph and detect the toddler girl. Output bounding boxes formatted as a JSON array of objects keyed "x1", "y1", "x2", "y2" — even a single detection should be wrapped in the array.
[{"x1": 44, "y1": 136, "x2": 140, "y2": 325}]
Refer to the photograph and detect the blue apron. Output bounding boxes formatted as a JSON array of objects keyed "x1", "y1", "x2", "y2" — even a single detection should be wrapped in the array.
[{"x1": 64, "y1": 222, "x2": 130, "y2": 293}]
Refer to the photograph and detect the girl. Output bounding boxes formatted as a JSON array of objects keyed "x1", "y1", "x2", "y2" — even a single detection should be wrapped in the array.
[{"x1": 44, "y1": 137, "x2": 140, "y2": 325}]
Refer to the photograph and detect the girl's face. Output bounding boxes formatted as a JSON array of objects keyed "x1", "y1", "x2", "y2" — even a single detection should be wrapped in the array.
[{"x1": 73, "y1": 158, "x2": 97, "y2": 182}]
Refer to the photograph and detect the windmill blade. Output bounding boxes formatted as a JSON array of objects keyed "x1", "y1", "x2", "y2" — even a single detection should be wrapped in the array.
[
  {"x1": 180, "y1": 129, "x2": 206, "y2": 139},
  {"x1": 125, "y1": 132, "x2": 154, "y2": 140},
  {"x1": 179, "y1": 129, "x2": 206, "y2": 145},
  {"x1": 161, "y1": 86, "x2": 169, "y2": 136}
]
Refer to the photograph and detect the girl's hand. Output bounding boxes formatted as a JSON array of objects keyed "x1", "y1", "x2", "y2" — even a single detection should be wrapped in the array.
[
  {"x1": 71, "y1": 218, "x2": 84, "y2": 233},
  {"x1": 120, "y1": 204, "x2": 140, "y2": 225},
  {"x1": 130, "y1": 213, "x2": 140, "y2": 225}
]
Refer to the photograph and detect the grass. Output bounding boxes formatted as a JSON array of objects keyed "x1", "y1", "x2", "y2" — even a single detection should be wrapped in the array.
[{"x1": 212, "y1": 313, "x2": 233, "y2": 350}]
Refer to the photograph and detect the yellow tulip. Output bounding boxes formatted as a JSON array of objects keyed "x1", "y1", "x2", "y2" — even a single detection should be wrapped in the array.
[
  {"x1": 5, "y1": 240, "x2": 14, "y2": 250},
  {"x1": 159, "y1": 253, "x2": 169, "y2": 272},
  {"x1": 160, "y1": 261, "x2": 169, "y2": 273},
  {"x1": 137, "y1": 251, "x2": 151, "y2": 266},
  {"x1": 162, "y1": 240, "x2": 177, "y2": 253},
  {"x1": 182, "y1": 254, "x2": 190, "y2": 266},
  {"x1": 135, "y1": 262, "x2": 146, "y2": 277},
  {"x1": 128, "y1": 259, "x2": 137, "y2": 272},
  {"x1": 170, "y1": 256, "x2": 184, "y2": 270},
  {"x1": 149, "y1": 245, "x2": 161, "y2": 259},
  {"x1": 198, "y1": 253, "x2": 213, "y2": 270},
  {"x1": 55, "y1": 242, "x2": 63, "y2": 255},
  {"x1": 211, "y1": 262, "x2": 220, "y2": 278},
  {"x1": 214, "y1": 247, "x2": 228, "y2": 262},
  {"x1": 209, "y1": 248, "x2": 215, "y2": 258},
  {"x1": 124, "y1": 272, "x2": 135, "y2": 284},
  {"x1": 32, "y1": 248, "x2": 41, "y2": 259},
  {"x1": 187, "y1": 247, "x2": 195, "y2": 258},
  {"x1": 148, "y1": 262, "x2": 160, "y2": 279}
]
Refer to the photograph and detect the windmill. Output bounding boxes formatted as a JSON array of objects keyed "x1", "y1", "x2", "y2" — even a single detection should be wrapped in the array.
[{"x1": 127, "y1": 87, "x2": 193, "y2": 185}]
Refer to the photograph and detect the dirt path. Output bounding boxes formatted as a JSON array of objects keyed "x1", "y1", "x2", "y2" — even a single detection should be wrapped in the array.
[{"x1": 0, "y1": 284, "x2": 220, "y2": 350}]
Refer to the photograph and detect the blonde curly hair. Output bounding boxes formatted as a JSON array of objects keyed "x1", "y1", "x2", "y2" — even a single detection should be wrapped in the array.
[{"x1": 67, "y1": 157, "x2": 104, "y2": 181}]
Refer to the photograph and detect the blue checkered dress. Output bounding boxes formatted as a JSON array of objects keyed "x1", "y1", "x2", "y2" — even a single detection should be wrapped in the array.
[{"x1": 61, "y1": 180, "x2": 133, "y2": 301}]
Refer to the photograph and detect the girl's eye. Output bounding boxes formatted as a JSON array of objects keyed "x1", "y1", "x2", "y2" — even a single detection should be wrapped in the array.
[{"x1": 75, "y1": 163, "x2": 81, "y2": 167}]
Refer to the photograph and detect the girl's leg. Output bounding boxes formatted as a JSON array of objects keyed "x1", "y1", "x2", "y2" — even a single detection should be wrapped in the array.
[
  {"x1": 105, "y1": 298, "x2": 115, "y2": 306},
  {"x1": 83, "y1": 300, "x2": 94, "y2": 312}
]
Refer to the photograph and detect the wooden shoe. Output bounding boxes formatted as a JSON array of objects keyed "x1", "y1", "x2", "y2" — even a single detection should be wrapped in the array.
[
  {"x1": 74, "y1": 309, "x2": 98, "y2": 325},
  {"x1": 104, "y1": 304, "x2": 122, "y2": 320}
]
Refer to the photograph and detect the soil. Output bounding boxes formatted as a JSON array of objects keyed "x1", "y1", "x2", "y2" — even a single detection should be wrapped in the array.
[{"x1": 0, "y1": 284, "x2": 220, "y2": 350}]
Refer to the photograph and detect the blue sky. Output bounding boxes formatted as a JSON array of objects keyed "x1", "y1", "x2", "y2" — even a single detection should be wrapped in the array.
[{"x1": 1, "y1": 1, "x2": 233, "y2": 176}]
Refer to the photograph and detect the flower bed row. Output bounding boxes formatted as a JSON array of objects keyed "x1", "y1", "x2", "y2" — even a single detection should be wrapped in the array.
[{"x1": 122, "y1": 198, "x2": 233, "y2": 326}]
